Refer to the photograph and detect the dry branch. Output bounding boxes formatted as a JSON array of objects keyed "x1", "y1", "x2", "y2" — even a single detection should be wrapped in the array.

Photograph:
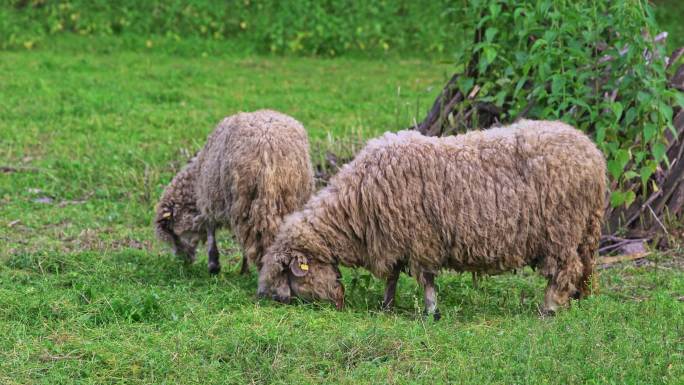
[
  {"x1": 1, "y1": 166, "x2": 39, "y2": 173},
  {"x1": 597, "y1": 252, "x2": 650, "y2": 266}
]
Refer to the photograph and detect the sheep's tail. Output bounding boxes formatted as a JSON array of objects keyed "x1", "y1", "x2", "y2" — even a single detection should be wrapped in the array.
[{"x1": 577, "y1": 210, "x2": 602, "y2": 298}]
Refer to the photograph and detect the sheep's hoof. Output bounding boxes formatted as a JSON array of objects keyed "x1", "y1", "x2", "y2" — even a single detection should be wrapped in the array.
[
  {"x1": 273, "y1": 295, "x2": 291, "y2": 304},
  {"x1": 538, "y1": 306, "x2": 556, "y2": 318},
  {"x1": 433, "y1": 309, "x2": 442, "y2": 321},
  {"x1": 208, "y1": 262, "x2": 221, "y2": 275},
  {"x1": 423, "y1": 308, "x2": 441, "y2": 322}
]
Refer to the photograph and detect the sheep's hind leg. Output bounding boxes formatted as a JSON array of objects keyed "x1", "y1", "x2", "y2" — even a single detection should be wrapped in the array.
[
  {"x1": 207, "y1": 225, "x2": 221, "y2": 275},
  {"x1": 421, "y1": 272, "x2": 441, "y2": 321},
  {"x1": 577, "y1": 216, "x2": 601, "y2": 299},
  {"x1": 382, "y1": 263, "x2": 403, "y2": 311}
]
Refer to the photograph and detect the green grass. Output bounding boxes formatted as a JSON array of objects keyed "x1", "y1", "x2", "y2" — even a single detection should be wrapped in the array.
[
  {"x1": 1, "y1": 37, "x2": 683, "y2": 384},
  {"x1": 654, "y1": 0, "x2": 684, "y2": 52}
]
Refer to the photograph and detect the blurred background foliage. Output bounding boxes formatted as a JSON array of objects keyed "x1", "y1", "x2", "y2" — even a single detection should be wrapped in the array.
[
  {"x1": 0, "y1": 0, "x2": 462, "y2": 56},
  {"x1": 1, "y1": 0, "x2": 681, "y2": 58}
]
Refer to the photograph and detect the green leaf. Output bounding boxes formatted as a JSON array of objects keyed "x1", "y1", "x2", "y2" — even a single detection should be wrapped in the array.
[
  {"x1": 652, "y1": 142, "x2": 666, "y2": 162},
  {"x1": 489, "y1": 3, "x2": 501, "y2": 18},
  {"x1": 596, "y1": 124, "x2": 606, "y2": 143},
  {"x1": 659, "y1": 103, "x2": 673, "y2": 122},
  {"x1": 607, "y1": 148, "x2": 631, "y2": 180},
  {"x1": 530, "y1": 38, "x2": 547, "y2": 51},
  {"x1": 551, "y1": 75, "x2": 564, "y2": 95},
  {"x1": 643, "y1": 124, "x2": 657, "y2": 142},
  {"x1": 624, "y1": 191, "x2": 636, "y2": 207},
  {"x1": 485, "y1": 27, "x2": 498, "y2": 42},
  {"x1": 623, "y1": 171, "x2": 639, "y2": 180},
  {"x1": 610, "y1": 187, "x2": 636, "y2": 207},
  {"x1": 607, "y1": 159, "x2": 623, "y2": 180},
  {"x1": 483, "y1": 46, "x2": 497, "y2": 63},
  {"x1": 494, "y1": 90, "x2": 507, "y2": 107},
  {"x1": 624, "y1": 107, "x2": 637, "y2": 126},
  {"x1": 674, "y1": 92, "x2": 684, "y2": 108},
  {"x1": 615, "y1": 148, "x2": 630, "y2": 169},
  {"x1": 611, "y1": 102, "x2": 623, "y2": 123},
  {"x1": 634, "y1": 151, "x2": 647, "y2": 165},
  {"x1": 640, "y1": 164, "x2": 655, "y2": 186},
  {"x1": 457, "y1": 77, "x2": 474, "y2": 94},
  {"x1": 513, "y1": 76, "x2": 527, "y2": 98},
  {"x1": 610, "y1": 191, "x2": 626, "y2": 207},
  {"x1": 637, "y1": 91, "x2": 651, "y2": 104}
]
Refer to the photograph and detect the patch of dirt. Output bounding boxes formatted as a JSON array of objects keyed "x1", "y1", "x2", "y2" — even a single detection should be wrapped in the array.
[
  {"x1": 2, "y1": 223, "x2": 155, "y2": 258},
  {"x1": 61, "y1": 228, "x2": 154, "y2": 253}
]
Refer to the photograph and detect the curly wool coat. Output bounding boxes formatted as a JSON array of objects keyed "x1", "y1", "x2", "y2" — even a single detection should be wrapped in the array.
[
  {"x1": 258, "y1": 120, "x2": 606, "y2": 314},
  {"x1": 155, "y1": 109, "x2": 314, "y2": 273}
]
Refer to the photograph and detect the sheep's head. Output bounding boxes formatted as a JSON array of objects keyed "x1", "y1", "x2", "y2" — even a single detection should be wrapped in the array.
[
  {"x1": 257, "y1": 249, "x2": 345, "y2": 310},
  {"x1": 154, "y1": 202, "x2": 203, "y2": 263}
]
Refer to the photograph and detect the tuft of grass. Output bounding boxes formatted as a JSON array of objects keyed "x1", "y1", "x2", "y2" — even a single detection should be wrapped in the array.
[
  {"x1": 0, "y1": 248, "x2": 682, "y2": 384},
  {"x1": 0, "y1": 37, "x2": 683, "y2": 384}
]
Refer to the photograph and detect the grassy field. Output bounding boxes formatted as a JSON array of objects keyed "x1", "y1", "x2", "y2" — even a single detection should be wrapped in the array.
[{"x1": 1, "y1": 37, "x2": 683, "y2": 384}]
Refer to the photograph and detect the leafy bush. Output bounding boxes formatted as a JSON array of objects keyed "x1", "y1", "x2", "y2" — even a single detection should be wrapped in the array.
[
  {"x1": 447, "y1": 0, "x2": 683, "y2": 208},
  {"x1": 0, "y1": 0, "x2": 461, "y2": 56}
]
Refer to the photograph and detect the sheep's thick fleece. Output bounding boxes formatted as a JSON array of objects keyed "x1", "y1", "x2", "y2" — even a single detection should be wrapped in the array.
[
  {"x1": 155, "y1": 110, "x2": 314, "y2": 272},
  {"x1": 260, "y1": 120, "x2": 606, "y2": 314}
]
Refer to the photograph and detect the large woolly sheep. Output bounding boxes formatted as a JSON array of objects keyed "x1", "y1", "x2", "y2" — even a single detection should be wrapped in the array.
[
  {"x1": 155, "y1": 110, "x2": 314, "y2": 274},
  {"x1": 257, "y1": 120, "x2": 606, "y2": 318}
]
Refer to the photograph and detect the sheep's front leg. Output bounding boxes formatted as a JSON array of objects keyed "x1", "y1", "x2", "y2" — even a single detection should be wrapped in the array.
[
  {"x1": 382, "y1": 263, "x2": 403, "y2": 310},
  {"x1": 207, "y1": 225, "x2": 221, "y2": 275},
  {"x1": 421, "y1": 272, "x2": 441, "y2": 321},
  {"x1": 239, "y1": 254, "x2": 249, "y2": 275}
]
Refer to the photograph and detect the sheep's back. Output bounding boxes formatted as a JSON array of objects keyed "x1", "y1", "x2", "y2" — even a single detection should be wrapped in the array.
[
  {"x1": 195, "y1": 110, "x2": 314, "y2": 262},
  {"x1": 331, "y1": 121, "x2": 605, "y2": 275}
]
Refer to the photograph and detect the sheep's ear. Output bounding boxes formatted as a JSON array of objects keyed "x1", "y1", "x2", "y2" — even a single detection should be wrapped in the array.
[
  {"x1": 158, "y1": 205, "x2": 173, "y2": 223},
  {"x1": 289, "y1": 255, "x2": 310, "y2": 277},
  {"x1": 259, "y1": 250, "x2": 290, "y2": 275}
]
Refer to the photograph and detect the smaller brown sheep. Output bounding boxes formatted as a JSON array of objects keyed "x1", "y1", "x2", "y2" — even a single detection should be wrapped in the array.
[
  {"x1": 155, "y1": 110, "x2": 314, "y2": 274},
  {"x1": 257, "y1": 120, "x2": 606, "y2": 318}
]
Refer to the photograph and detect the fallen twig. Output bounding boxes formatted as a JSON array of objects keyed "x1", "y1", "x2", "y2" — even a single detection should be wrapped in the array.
[
  {"x1": 1, "y1": 166, "x2": 39, "y2": 173},
  {"x1": 598, "y1": 239, "x2": 642, "y2": 254},
  {"x1": 597, "y1": 252, "x2": 650, "y2": 266},
  {"x1": 39, "y1": 351, "x2": 84, "y2": 362}
]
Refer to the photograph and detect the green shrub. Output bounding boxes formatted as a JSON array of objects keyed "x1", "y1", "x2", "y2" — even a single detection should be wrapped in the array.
[{"x1": 450, "y1": 0, "x2": 683, "y2": 208}]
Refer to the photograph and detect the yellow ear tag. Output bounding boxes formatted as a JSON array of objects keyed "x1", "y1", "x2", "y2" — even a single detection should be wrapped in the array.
[
  {"x1": 162, "y1": 212, "x2": 172, "y2": 218},
  {"x1": 300, "y1": 263, "x2": 309, "y2": 271}
]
